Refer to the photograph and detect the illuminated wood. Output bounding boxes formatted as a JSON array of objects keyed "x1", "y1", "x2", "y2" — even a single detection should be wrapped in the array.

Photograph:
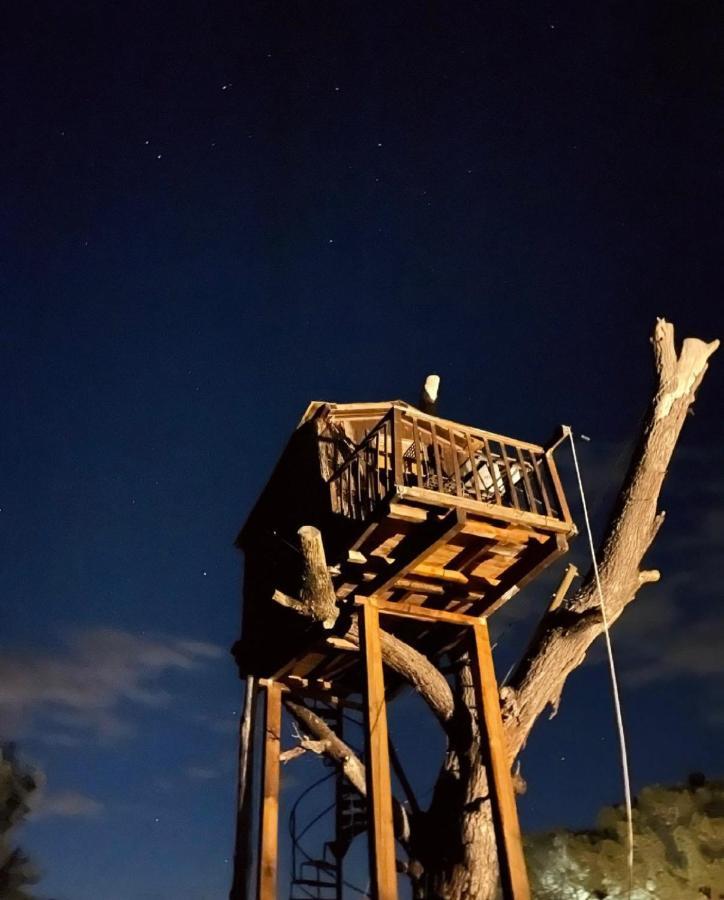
[
  {"x1": 257, "y1": 681, "x2": 282, "y2": 900},
  {"x1": 361, "y1": 595, "x2": 480, "y2": 626},
  {"x1": 396, "y1": 484, "x2": 572, "y2": 533},
  {"x1": 361, "y1": 508, "x2": 467, "y2": 596},
  {"x1": 470, "y1": 621, "x2": 530, "y2": 900},
  {"x1": 230, "y1": 677, "x2": 257, "y2": 900},
  {"x1": 359, "y1": 603, "x2": 398, "y2": 900}
]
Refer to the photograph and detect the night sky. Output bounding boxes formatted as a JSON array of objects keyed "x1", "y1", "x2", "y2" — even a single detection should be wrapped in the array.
[{"x1": 2, "y1": 3, "x2": 722, "y2": 899}]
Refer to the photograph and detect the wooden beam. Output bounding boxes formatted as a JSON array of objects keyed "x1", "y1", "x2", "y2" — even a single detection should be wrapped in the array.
[
  {"x1": 548, "y1": 563, "x2": 579, "y2": 612},
  {"x1": 359, "y1": 595, "x2": 479, "y2": 626},
  {"x1": 544, "y1": 451, "x2": 573, "y2": 526},
  {"x1": 461, "y1": 517, "x2": 544, "y2": 544},
  {"x1": 470, "y1": 621, "x2": 531, "y2": 900},
  {"x1": 482, "y1": 533, "x2": 568, "y2": 617},
  {"x1": 362, "y1": 508, "x2": 467, "y2": 596},
  {"x1": 396, "y1": 485, "x2": 573, "y2": 534},
  {"x1": 411, "y1": 562, "x2": 469, "y2": 584},
  {"x1": 230, "y1": 676, "x2": 258, "y2": 900},
  {"x1": 257, "y1": 681, "x2": 282, "y2": 900},
  {"x1": 359, "y1": 603, "x2": 398, "y2": 900}
]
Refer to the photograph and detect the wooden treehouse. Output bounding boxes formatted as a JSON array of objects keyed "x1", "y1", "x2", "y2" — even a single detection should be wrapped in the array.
[{"x1": 232, "y1": 399, "x2": 575, "y2": 900}]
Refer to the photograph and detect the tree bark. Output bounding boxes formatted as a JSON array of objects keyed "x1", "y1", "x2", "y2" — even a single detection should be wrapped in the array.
[
  {"x1": 273, "y1": 320, "x2": 717, "y2": 900},
  {"x1": 273, "y1": 525, "x2": 339, "y2": 628},
  {"x1": 500, "y1": 320, "x2": 719, "y2": 758}
]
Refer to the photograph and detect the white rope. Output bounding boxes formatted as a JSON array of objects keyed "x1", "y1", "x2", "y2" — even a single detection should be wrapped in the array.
[{"x1": 564, "y1": 426, "x2": 634, "y2": 897}]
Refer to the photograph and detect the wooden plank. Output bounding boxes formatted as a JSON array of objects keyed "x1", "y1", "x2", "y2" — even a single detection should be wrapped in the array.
[
  {"x1": 412, "y1": 417, "x2": 423, "y2": 487},
  {"x1": 466, "y1": 430, "x2": 482, "y2": 501},
  {"x1": 549, "y1": 563, "x2": 579, "y2": 612},
  {"x1": 392, "y1": 408, "x2": 404, "y2": 486},
  {"x1": 450, "y1": 427, "x2": 463, "y2": 496},
  {"x1": 498, "y1": 442, "x2": 520, "y2": 510},
  {"x1": 526, "y1": 449, "x2": 553, "y2": 517},
  {"x1": 230, "y1": 677, "x2": 258, "y2": 900},
  {"x1": 388, "y1": 502, "x2": 428, "y2": 523},
  {"x1": 257, "y1": 681, "x2": 282, "y2": 900},
  {"x1": 482, "y1": 533, "x2": 568, "y2": 617},
  {"x1": 544, "y1": 452, "x2": 573, "y2": 525},
  {"x1": 397, "y1": 485, "x2": 573, "y2": 534},
  {"x1": 393, "y1": 577, "x2": 446, "y2": 595},
  {"x1": 411, "y1": 562, "x2": 469, "y2": 584},
  {"x1": 482, "y1": 437, "x2": 503, "y2": 505},
  {"x1": 515, "y1": 446, "x2": 536, "y2": 513},
  {"x1": 469, "y1": 621, "x2": 531, "y2": 900},
  {"x1": 359, "y1": 603, "x2": 398, "y2": 900},
  {"x1": 360, "y1": 595, "x2": 479, "y2": 626},
  {"x1": 431, "y1": 422, "x2": 443, "y2": 491},
  {"x1": 461, "y1": 517, "x2": 541, "y2": 544},
  {"x1": 362, "y1": 508, "x2": 467, "y2": 596}
]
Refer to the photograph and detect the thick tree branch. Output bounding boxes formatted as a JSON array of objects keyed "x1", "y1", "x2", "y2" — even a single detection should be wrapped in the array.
[
  {"x1": 272, "y1": 526, "x2": 339, "y2": 629},
  {"x1": 284, "y1": 697, "x2": 411, "y2": 844},
  {"x1": 502, "y1": 319, "x2": 718, "y2": 758},
  {"x1": 339, "y1": 620, "x2": 455, "y2": 726}
]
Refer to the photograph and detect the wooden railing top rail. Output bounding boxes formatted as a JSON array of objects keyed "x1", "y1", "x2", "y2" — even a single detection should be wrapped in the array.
[
  {"x1": 326, "y1": 411, "x2": 394, "y2": 483},
  {"x1": 395, "y1": 405, "x2": 545, "y2": 454}
]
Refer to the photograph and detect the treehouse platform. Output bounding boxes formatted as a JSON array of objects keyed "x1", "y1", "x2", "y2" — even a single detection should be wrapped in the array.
[
  {"x1": 236, "y1": 400, "x2": 575, "y2": 691},
  {"x1": 233, "y1": 399, "x2": 577, "y2": 900}
]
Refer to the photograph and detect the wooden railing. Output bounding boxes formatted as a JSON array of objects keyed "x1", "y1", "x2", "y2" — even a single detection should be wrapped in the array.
[
  {"x1": 328, "y1": 412, "x2": 395, "y2": 520},
  {"x1": 328, "y1": 407, "x2": 571, "y2": 527}
]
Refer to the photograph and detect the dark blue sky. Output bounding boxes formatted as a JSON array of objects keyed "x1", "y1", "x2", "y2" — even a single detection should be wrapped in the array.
[{"x1": 1, "y1": 3, "x2": 721, "y2": 899}]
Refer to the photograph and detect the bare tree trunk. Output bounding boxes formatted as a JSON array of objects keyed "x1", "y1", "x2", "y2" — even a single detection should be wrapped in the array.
[
  {"x1": 500, "y1": 320, "x2": 719, "y2": 756},
  {"x1": 276, "y1": 321, "x2": 717, "y2": 900}
]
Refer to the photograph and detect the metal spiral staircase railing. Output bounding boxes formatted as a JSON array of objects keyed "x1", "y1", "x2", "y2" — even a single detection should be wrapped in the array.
[{"x1": 289, "y1": 701, "x2": 368, "y2": 900}]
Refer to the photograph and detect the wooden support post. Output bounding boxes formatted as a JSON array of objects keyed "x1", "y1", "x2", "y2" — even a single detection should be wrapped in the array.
[
  {"x1": 392, "y1": 407, "x2": 404, "y2": 487},
  {"x1": 359, "y1": 601, "x2": 398, "y2": 900},
  {"x1": 257, "y1": 681, "x2": 282, "y2": 900},
  {"x1": 230, "y1": 676, "x2": 258, "y2": 900},
  {"x1": 470, "y1": 620, "x2": 531, "y2": 900}
]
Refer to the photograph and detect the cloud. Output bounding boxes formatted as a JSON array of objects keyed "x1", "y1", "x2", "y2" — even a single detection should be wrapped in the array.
[
  {"x1": 614, "y1": 467, "x2": 724, "y2": 692},
  {"x1": 32, "y1": 789, "x2": 103, "y2": 820},
  {"x1": 0, "y1": 628, "x2": 223, "y2": 744}
]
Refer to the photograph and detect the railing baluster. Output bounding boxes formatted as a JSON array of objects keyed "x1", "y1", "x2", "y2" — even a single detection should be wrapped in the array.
[
  {"x1": 412, "y1": 417, "x2": 423, "y2": 488},
  {"x1": 375, "y1": 428, "x2": 385, "y2": 503},
  {"x1": 515, "y1": 446, "x2": 536, "y2": 513},
  {"x1": 482, "y1": 437, "x2": 502, "y2": 505},
  {"x1": 356, "y1": 457, "x2": 362, "y2": 518},
  {"x1": 466, "y1": 431, "x2": 481, "y2": 501},
  {"x1": 392, "y1": 408, "x2": 404, "y2": 487},
  {"x1": 431, "y1": 422, "x2": 443, "y2": 493},
  {"x1": 385, "y1": 420, "x2": 392, "y2": 493},
  {"x1": 451, "y1": 428, "x2": 463, "y2": 496},
  {"x1": 528, "y1": 449, "x2": 553, "y2": 517},
  {"x1": 499, "y1": 442, "x2": 520, "y2": 509}
]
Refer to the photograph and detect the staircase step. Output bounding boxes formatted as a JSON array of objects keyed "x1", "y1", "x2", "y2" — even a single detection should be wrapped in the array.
[{"x1": 306, "y1": 859, "x2": 336, "y2": 872}]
